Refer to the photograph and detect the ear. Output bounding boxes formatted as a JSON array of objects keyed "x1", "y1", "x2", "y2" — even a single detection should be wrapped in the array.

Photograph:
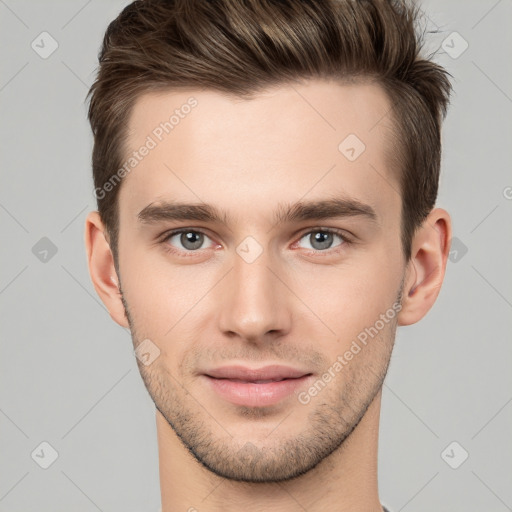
[
  {"x1": 397, "y1": 208, "x2": 452, "y2": 326},
  {"x1": 84, "y1": 211, "x2": 129, "y2": 328}
]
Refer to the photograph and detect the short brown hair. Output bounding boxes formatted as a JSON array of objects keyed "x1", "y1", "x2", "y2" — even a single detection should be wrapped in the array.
[{"x1": 87, "y1": 0, "x2": 452, "y2": 263}]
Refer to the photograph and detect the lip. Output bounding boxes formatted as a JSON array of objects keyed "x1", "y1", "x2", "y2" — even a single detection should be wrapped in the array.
[{"x1": 202, "y1": 365, "x2": 313, "y2": 407}]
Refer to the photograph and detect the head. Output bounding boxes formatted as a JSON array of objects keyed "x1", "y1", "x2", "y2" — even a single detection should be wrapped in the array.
[{"x1": 85, "y1": 0, "x2": 452, "y2": 483}]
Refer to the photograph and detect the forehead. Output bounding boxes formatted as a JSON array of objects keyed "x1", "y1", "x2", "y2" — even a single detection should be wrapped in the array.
[{"x1": 120, "y1": 79, "x2": 399, "y2": 227}]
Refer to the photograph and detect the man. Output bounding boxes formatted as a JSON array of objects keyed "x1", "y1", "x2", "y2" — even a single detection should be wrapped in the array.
[{"x1": 84, "y1": 0, "x2": 452, "y2": 510}]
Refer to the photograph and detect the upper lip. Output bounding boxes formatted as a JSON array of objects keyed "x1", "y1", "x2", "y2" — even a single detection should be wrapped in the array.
[{"x1": 204, "y1": 365, "x2": 311, "y2": 382}]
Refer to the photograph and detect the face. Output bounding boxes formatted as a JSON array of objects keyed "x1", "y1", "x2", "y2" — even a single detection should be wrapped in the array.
[{"x1": 115, "y1": 79, "x2": 405, "y2": 482}]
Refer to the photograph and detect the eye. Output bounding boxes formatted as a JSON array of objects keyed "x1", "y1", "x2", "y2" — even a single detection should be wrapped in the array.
[
  {"x1": 296, "y1": 228, "x2": 349, "y2": 252},
  {"x1": 163, "y1": 229, "x2": 215, "y2": 252},
  {"x1": 160, "y1": 227, "x2": 352, "y2": 257}
]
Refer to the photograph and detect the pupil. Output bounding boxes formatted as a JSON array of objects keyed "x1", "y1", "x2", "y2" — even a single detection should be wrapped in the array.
[
  {"x1": 182, "y1": 232, "x2": 203, "y2": 249},
  {"x1": 312, "y1": 232, "x2": 332, "y2": 250}
]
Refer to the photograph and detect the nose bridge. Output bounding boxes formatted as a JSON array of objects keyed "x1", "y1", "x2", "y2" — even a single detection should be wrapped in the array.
[{"x1": 217, "y1": 241, "x2": 291, "y2": 341}]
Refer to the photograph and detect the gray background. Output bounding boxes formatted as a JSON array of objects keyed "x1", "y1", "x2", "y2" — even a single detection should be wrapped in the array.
[{"x1": 1, "y1": 0, "x2": 511, "y2": 511}]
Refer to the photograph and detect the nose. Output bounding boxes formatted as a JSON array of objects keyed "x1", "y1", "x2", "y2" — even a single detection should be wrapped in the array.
[{"x1": 217, "y1": 246, "x2": 292, "y2": 344}]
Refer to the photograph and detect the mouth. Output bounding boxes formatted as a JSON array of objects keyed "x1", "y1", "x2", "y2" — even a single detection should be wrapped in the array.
[{"x1": 202, "y1": 365, "x2": 313, "y2": 407}]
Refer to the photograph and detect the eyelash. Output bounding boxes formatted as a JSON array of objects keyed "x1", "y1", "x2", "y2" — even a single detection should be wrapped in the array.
[{"x1": 160, "y1": 227, "x2": 354, "y2": 258}]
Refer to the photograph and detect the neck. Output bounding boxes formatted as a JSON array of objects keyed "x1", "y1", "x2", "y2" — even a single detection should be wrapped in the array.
[{"x1": 158, "y1": 390, "x2": 384, "y2": 512}]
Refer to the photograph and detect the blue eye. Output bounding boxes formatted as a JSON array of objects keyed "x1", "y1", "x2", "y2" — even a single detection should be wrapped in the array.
[
  {"x1": 164, "y1": 230, "x2": 214, "y2": 252},
  {"x1": 296, "y1": 229, "x2": 347, "y2": 251},
  {"x1": 161, "y1": 227, "x2": 351, "y2": 257}
]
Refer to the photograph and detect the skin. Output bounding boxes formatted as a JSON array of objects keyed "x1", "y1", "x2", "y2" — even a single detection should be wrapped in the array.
[{"x1": 85, "y1": 79, "x2": 451, "y2": 512}]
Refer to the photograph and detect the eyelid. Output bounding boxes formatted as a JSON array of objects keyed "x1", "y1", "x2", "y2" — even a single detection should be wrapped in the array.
[
  {"x1": 294, "y1": 226, "x2": 354, "y2": 242},
  {"x1": 160, "y1": 226, "x2": 354, "y2": 256},
  {"x1": 291, "y1": 227, "x2": 353, "y2": 253},
  {"x1": 160, "y1": 228, "x2": 218, "y2": 248}
]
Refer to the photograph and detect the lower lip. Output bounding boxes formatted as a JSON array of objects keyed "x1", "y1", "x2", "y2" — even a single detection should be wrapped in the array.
[{"x1": 203, "y1": 375, "x2": 312, "y2": 407}]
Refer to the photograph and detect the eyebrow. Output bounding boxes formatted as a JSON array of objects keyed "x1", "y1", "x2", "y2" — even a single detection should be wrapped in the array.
[{"x1": 137, "y1": 197, "x2": 378, "y2": 226}]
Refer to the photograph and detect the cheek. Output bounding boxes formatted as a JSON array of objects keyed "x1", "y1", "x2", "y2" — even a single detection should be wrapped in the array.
[
  {"x1": 118, "y1": 242, "x2": 173, "y2": 331},
  {"x1": 119, "y1": 242, "x2": 220, "y2": 344},
  {"x1": 294, "y1": 258, "x2": 401, "y2": 343}
]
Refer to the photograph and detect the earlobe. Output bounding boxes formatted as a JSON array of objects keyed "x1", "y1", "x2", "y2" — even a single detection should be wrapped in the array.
[
  {"x1": 84, "y1": 211, "x2": 129, "y2": 328},
  {"x1": 397, "y1": 208, "x2": 452, "y2": 326}
]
